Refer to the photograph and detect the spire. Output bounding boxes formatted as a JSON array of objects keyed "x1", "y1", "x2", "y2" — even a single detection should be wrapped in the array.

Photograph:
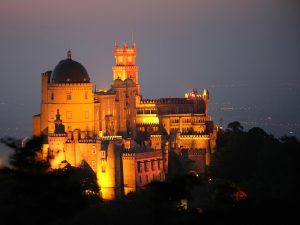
[
  {"x1": 67, "y1": 49, "x2": 72, "y2": 59},
  {"x1": 132, "y1": 32, "x2": 136, "y2": 50},
  {"x1": 123, "y1": 41, "x2": 128, "y2": 49},
  {"x1": 131, "y1": 32, "x2": 134, "y2": 45},
  {"x1": 56, "y1": 109, "x2": 61, "y2": 120},
  {"x1": 133, "y1": 41, "x2": 136, "y2": 50},
  {"x1": 54, "y1": 109, "x2": 65, "y2": 134}
]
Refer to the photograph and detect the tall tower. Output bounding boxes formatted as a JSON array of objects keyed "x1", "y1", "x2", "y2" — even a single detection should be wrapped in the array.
[{"x1": 112, "y1": 41, "x2": 140, "y2": 94}]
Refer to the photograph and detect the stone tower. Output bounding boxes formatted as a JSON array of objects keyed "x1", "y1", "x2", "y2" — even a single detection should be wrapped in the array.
[{"x1": 112, "y1": 41, "x2": 140, "y2": 94}]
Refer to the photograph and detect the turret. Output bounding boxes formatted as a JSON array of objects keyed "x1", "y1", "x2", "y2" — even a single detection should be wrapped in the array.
[
  {"x1": 203, "y1": 89, "x2": 209, "y2": 117},
  {"x1": 98, "y1": 141, "x2": 122, "y2": 200},
  {"x1": 162, "y1": 140, "x2": 169, "y2": 175},
  {"x1": 112, "y1": 41, "x2": 140, "y2": 94},
  {"x1": 40, "y1": 71, "x2": 51, "y2": 135}
]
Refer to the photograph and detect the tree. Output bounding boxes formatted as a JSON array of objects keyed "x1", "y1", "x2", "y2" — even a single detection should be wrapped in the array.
[
  {"x1": 226, "y1": 121, "x2": 244, "y2": 133},
  {"x1": 1, "y1": 136, "x2": 49, "y2": 172}
]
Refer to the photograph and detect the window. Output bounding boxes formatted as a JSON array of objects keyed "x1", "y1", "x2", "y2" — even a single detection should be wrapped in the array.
[
  {"x1": 151, "y1": 160, "x2": 156, "y2": 171},
  {"x1": 139, "y1": 176, "x2": 142, "y2": 184},
  {"x1": 102, "y1": 166, "x2": 106, "y2": 173},
  {"x1": 127, "y1": 56, "x2": 132, "y2": 63},
  {"x1": 66, "y1": 92, "x2": 72, "y2": 100},
  {"x1": 138, "y1": 162, "x2": 143, "y2": 173},
  {"x1": 66, "y1": 111, "x2": 72, "y2": 120},
  {"x1": 85, "y1": 91, "x2": 88, "y2": 100},
  {"x1": 92, "y1": 146, "x2": 96, "y2": 154},
  {"x1": 145, "y1": 161, "x2": 150, "y2": 172},
  {"x1": 91, "y1": 160, "x2": 96, "y2": 168},
  {"x1": 50, "y1": 92, "x2": 54, "y2": 100},
  {"x1": 100, "y1": 150, "x2": 106, "y2": 159}
]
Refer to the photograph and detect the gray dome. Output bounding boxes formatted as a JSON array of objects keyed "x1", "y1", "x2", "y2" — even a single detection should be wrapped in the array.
[{"x1": 51, "y1": 52, "x2": 90, "y2": 83}]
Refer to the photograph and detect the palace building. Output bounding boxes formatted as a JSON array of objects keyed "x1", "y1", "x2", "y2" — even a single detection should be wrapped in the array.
[{"x1": 32, "y1": 42, "x2": 216, "y2": 200}]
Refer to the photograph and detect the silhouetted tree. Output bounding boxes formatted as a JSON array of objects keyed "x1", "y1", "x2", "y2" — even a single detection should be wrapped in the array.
[
  {"x1": 0, "y1": 136, "x2": 100, "y2": 225},
  {"x1": 227, "y1": 121, "x2": 244, "y2": 133},
  {"x1": 1, "y1": 136, "x2": 49, "y2": 172}
]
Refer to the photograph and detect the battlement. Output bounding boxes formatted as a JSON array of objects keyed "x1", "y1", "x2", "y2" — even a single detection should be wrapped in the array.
[
  {"x1": 48, "y1": 83, "x2": 93, "y2": 87},
  {"x1": 48, "y1": 133, "x2": 67, "y2": 137},
  {"x1": 140, "y1": 98, "x2": 204, "y2": 105},
  {"x1": 100, "y1": 136, "x2": 123, "y2": 141},
  {"x1": 122, "y1": 152, "x2": 136, "y2": 160},
  {"x1": 114, "y1": 41, "x2": 136, "y2": 53},
  {"x1": 136, "y1": 122, "x2": 159, "y2": 126},
  {"x1": 150, "y1": 135, "x2": 162, "y2": 138},
  {"x1": 179, "y1": 134, "x2": 210, "y2": 139}
]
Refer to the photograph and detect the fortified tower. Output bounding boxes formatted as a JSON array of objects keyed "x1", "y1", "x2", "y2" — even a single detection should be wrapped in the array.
[{"x1": 112, "y1": 41, "x2": 140, "y2": 94}]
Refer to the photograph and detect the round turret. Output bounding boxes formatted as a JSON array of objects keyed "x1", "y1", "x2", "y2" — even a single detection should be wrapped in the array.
[
  {"x1": 113, "y1": 78, "x2": 123, "y2": 87},
  {"x1": 124, "y1": 78, "x2": 135, "y2": 87}
]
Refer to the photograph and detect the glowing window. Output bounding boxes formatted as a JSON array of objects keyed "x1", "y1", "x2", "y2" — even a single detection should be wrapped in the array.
[
  {"x1": 85, "y1": 91, "x2": 88, "y2": 100},
  {"x1": 100, "y1": 151, "x2": 106, "y2": 159},
  {"x1": 92, "y1": 146, "x2": 96, "y2": 154},
  {"x1": 118, "y1": 56, "x2": 123, "y2": 63},
  {"x1": 66, "y1": 92, "x2": 72, "y2": 100}
]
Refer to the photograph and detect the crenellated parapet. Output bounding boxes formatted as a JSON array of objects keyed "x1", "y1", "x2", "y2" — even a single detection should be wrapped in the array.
[
  {"x1": 140, "y1": 99, "x2": 160, "y2": 104},
  {"x1": 48, "y1": 82, "x2": 93, "y2": 90},
  {"x1": 122, "y1": 152, "x2": 136, "y2": 160},
  {"x1": 100, "y1": 135, "x2": 122, "y2": 141},
  {"x1": 48, "y1": 133, "x2": 67, "y2": 137},
  {"x1": 179, "y1": 134, "x2": 210, "y2": 139}
]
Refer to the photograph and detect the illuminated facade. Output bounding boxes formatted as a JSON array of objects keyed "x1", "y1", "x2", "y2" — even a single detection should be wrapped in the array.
[{"x1": 32, "y1": 42, "x2": 216, "y2": 200}]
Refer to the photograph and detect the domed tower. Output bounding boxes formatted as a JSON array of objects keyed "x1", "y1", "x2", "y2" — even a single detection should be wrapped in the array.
[{"x1": 39, "y1": 50, "x2": 95, "y2": 136}]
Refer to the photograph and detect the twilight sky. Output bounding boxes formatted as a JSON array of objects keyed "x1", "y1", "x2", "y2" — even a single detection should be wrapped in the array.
[{"x1": 0, "y1": 0, "x2": 300, "y2": 145}]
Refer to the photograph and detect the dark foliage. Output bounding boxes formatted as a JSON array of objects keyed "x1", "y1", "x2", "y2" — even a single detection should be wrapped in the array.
[
  {"x1": 1, "y1": 125, "x2": 300, "y2": 225},
  {"x1": 0, "y1": 136, "x2": 100, "y2": 225},
  {"x1": 1, "y1": 135, "x2": 49, "y2": 172},
  {"x1": 210, "y1": 123, "x2": 300, "y2": 224}
]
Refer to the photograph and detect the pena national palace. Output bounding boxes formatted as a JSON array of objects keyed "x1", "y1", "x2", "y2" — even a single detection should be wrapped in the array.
[{"x1": 32, "y1": 42, "x2": 217, "y2": 200}]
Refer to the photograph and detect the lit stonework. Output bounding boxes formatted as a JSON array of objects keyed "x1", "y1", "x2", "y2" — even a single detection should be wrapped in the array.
[{"x1": 32, "y1": 42, "x2": 216, "y2": 200}]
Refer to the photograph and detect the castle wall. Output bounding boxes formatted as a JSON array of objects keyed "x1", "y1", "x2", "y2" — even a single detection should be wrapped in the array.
[
  {"x1": 32, "y1": 114, "x2": 41, "y2": 136},
  {"x1": 135, "y1": 151, "x2": 165, "y2": 187},
  {"x1": 97, "y1": 141, "x2": 122, "y2": 200},
  {"x1": 46, "y1": 83, "x2": 94, "y2": 133},
  {"x1": 40, "y1": 72, "x2": 50, "y2": 135},
  {"x1": 122, "y1": 153, "x2": 136, "y2": 195}
]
